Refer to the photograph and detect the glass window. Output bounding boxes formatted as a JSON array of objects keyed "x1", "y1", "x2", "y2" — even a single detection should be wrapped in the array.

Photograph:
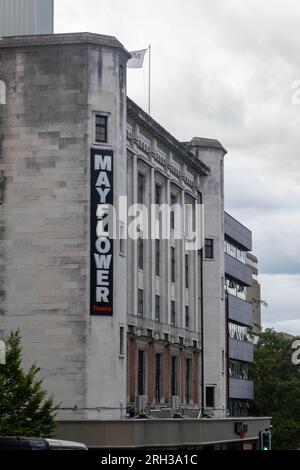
[
  {"x1": 155, "y1": 354, "x2": 162, "y2": 403},
  {"x1": 138, "y1": 173, "x2": 144, "y2": 204},
  {"x1": 95, "y1": 114, "x2": 108, "y2": 143},
  {"x1": 185, "y1": 254, "x2": 189, "y2": 289},
  {"x1": 171, "y1": 356, "x2": 177, "y2": 396},
  {"x1": 138, "y1": 237, "x2": 144, "y2": 270},
  {"x1": 138, "y1": 289, "x2": 144, "y2": 317},
  {"x1": 205, "y1": 239, "x2": 214, "y2": 259},
  {"x1": 185, "y1": 306, "x2": 190, "y2": 330},
  {"x1": 119, "y1": 326, "x2": 124, "y2": 356},
  {"x1": 155, "y1": 184, "x2": 161, "y2": 206},
  {"x1": 170, "y1": 195, "x2": 176, "y2": 230},
  {"x1": 155, "y1": 295, "x2": 160, "y2": 322},
  {"x1": 206, "y1": 386, "x2": 215, "y2": 408},
  {"x1": 138, "y1": 350, "x2": 145, "y2": 395},
  {"x1": 171, "y1": 246, "x2": 176, "y2": 283},
  {"x1": 156, "y1": 240, "x2": 160, "y2": 277},
  {"x1": 185, "y1": 359, "x2": 191, "y2": 404},
  {"x1": 171, "y1": 300, "x2": 176, "y2": 326}
]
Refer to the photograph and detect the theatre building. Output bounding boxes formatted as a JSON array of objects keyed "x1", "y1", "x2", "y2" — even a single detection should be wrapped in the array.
[{"x1": 0, "y1": 32, "x2": 270, "y2": 448}]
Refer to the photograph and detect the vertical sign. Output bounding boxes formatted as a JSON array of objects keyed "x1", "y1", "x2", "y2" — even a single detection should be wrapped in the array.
[{"x1": 90, "y1": 148, "x2": 113, "y2": 316}]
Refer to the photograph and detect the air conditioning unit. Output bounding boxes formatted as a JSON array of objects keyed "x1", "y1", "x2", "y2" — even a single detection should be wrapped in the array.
[
  {"x1": 170, "y1": 395, "x2": 180, "y2": 412},
  {"x1": 135, "y1": 395, "x2": 148, "y2": 415}
]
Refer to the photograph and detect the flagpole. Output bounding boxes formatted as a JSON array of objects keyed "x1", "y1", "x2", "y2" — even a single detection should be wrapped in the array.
[{"x1": 148, "y1": 44, "x2": 151, "y2": 115}]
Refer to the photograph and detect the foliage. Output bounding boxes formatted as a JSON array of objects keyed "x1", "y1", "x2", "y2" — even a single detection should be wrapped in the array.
[
  {"x1": 250, "y1": 329, "x2": 300, "y2": 449},
  {"x1": 0, "y1": 330, "x2": 58, "y2": 437}
]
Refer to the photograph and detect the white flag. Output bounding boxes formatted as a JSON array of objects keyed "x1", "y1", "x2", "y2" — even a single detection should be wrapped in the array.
[{"x1": 127, "y1": 49, "x2": 147, "y2": 68}]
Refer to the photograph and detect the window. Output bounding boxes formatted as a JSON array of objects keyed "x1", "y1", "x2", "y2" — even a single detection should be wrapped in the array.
[
  {"x1": 155, "y1": 295, "x2": 160, "y2": 322},
  {"x1": 0, "y1": 80, "x2": 6, "y2": 105},
  {"x1": 155, "y1": 184, "x2": 161, "y2": 206},
  {"x1": 185, "y1": 254, "x2": 189, "y2": 288},
  {"x1": 95, "y1": 114, "x2": 108, "y2": 143},
  {"x1": 171, "y1": 247, "x2": 175, "y2": 283},
  {"x1": 185, "y1": 306, "x2": 190, "y2": 330},
  {"x1": 171, "y1": 300, "x2": 176, "y2": 326},
  {"x1": 170, "y1": 195, "x2": 176, "y2": 230},
  {"x1": 155, "y1": 240, "x2": 160, "y2": 277},
  {"x1": 171, "y1": 356, "x2": 177, "y2": 396},
  {"x1": 206, "y1": 386, "x2": 215, "y2": 408},
  {"x1": 119, "y1": 326, "x2": 124, "y2": 356},
  {"x1": 138, "y1": 350, "x2": 145, "y2": 395},
  {"x1": 185, "y1": 359, "x2": 191, "y2": 404},
  {"x1": 138, "y1": 237, "x2": 144, "y2": 270},
  {"x1": 138, "y1": 173, "x2": 144, "y2": 204},
  {"x1": 138, "y1": 289, "x2": 144, "y2": 317},
  {"x1": 155, "y1": 354, "x2": 162, "y2": 403},
  {"x1": 205, "y1": 239, "x2": 214, "y2": 259},
  {"x1": 119, "y1": 223, "x2": 125, "y2": 255}
]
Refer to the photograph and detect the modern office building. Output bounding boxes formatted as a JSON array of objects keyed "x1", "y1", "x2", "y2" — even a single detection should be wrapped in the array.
[
  {"x1": 0, "y1": 32, "x2": 269, "y2": 448},
  {"x1": 246, "y1": 252, "x2": 262, "y2": 333},
  {"x1": 224, "y1": 213, "x2": 257, "y2": 417},
  {"x1": 0, "y1": 0, "x2": 53, "y2": 37}
]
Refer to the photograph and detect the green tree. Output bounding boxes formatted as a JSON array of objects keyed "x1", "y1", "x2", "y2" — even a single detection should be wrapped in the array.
[
  {"x1": 0, "y1": 330, "x2": 58, "y2": 437},
  {"x1": 250, "y1": 329, "x2": 300, "y2": 449}
]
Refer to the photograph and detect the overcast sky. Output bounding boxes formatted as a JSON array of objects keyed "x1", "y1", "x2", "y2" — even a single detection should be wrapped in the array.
[{"x1": 55, "y1": 0, "x2": 300, "y2": 335}]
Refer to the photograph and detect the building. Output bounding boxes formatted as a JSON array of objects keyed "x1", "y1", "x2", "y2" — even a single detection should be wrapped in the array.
[
  {"x1": 246, "y1": 252, "x2": 262, "y2": 333},
  {"x1": 0, "y1": 0, "x2": 53, "y2": 37},
  {"x1": 224, "y1": 213, "x2": 258, "y2": 417},
  {"x1": 0, "y1": 32, "x2": 270, "y2": 448}
]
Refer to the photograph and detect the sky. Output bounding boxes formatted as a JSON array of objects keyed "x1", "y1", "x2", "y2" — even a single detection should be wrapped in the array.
[{"x1": 55, "y1": 0, "x2": 300, "y2": 335}]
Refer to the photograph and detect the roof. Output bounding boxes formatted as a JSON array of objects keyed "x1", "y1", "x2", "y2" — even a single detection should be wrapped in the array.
[
  {"x1": 0, "y1": 32, "x2": 131, "y2": 59},
  {"x1": 182, "y1": 137, "x2": 227, "y2": 154},
  {"x1": 127, "y1": 97, "x2": 211, "y2": 176}
]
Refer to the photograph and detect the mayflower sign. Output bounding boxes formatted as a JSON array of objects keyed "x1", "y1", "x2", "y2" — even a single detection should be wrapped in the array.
[{"x1": 90, "y1": 148, "x2": 114, "y2": 316}]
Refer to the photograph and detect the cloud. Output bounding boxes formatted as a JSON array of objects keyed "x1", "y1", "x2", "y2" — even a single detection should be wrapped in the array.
[{"x1": 55, "y1": 0, "x2": 300, "y2": 334}]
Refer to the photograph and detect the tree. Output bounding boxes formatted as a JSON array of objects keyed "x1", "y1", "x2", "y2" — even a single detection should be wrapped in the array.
[
  {"x1": 0, "y1": 330, "x2": 58, "y2": 437},
  {"x1": 250, "y1": 329, "x2": 300, "y2": 449}
]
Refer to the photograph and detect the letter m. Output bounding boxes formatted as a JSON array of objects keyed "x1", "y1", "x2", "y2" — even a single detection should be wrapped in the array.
[{"x1": 95, "y1": 155, "x2": 112, "y2": 171}]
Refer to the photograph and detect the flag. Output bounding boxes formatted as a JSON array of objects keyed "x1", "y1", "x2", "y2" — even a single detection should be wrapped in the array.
[{"x1": 127, "y1": 49, "x2": 147, "y2": 68}]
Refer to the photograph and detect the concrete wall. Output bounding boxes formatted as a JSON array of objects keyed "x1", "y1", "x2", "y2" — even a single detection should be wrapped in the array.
[
  {"x1": 188, "y1": 138, "x2": 227, "y2": 417},
  {"x1": 0, "y1": 33, "x2": 129, "y2": 420}
]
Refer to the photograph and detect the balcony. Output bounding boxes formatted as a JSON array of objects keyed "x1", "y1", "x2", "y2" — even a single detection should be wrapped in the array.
[
  {"x1": 229, "y1": 378, "x2": 254, "y2": 400},
  {"x1": 229, "y1": 338, "x2": 253, "y2": 362},
  {"x1": 228, "y1": 294, "x2": 253, "y2": 327},
  {"x1": 224, "y1": 212, "x2": 252, "y2": 251},
  {"x1": 225, "y1": 253, "x2": 253, "y2": 286}
]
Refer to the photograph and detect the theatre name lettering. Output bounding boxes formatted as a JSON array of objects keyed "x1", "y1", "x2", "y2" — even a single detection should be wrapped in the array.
[{"x1": 90, "y1": 148, "x2": 113, "y2": 316}]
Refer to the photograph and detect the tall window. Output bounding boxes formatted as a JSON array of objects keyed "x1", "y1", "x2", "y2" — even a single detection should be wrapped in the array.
[
  {"x1": 138, "y1": 237, "x2": 144, "y2": 270},
  {"x1": 185, "y1": 359, "x2": 191, "y2": 404},
  {"x1": 95, "y1": 114, "x2": 108, "y2": 143},
  {"x1": 155, "y1": 184, "x2": 161, "y2": 205},
  {"x1": 185, "y1": 306, "x2": 190, "y2": 330},
  {"x1": 155, "y1": 295, "x2": 160, "y2": 322},
  {"x1": 171, "y1": 300, "x2": 176, "y2": 326},
  {"x1": 119, "y1": 326, "x2": 124, "y2": 356},
  {"x1": 155, "y1": 239, "x2": 160, "y2": 277},
  {"x1": 155, "y1": 354, "x2": 161, "y2": 403},
  {"x1": 205, "y1": 239, "x2": 214, "y2": 259},
  {"x1": 206, "y1": 386, "x2": 215, "y2": 408},
  {"x1": 138, "y1": 289, "x2": 144, "y2": 317},
  {"x1": 138, "y1": 350, "x2": 145, "y2": 395},
  {"x1": 170, "y1": 195, "x2": 176, "y2": 230},
  {"x1": 138, "y1": 173, "x2": 144, "y2": 204},
  {"x1": 171, "y1": 246, "x2": 175, "y2": 283},
  {"x1": 171, "y1": 356, "x2": 177, "y2": 396},
  {"x1": 185, "y1": 254, "x2": 189, "y2": 288}
]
